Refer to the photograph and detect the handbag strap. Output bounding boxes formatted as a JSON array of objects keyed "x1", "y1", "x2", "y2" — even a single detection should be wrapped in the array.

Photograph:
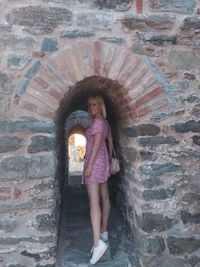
[{"x1": 111, "y1": 142, "x2": 116, "y2": 157}]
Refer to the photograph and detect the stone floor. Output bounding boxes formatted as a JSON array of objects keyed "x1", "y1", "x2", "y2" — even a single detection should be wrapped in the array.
[{"x1": 56, "y1": 183, "x2": 132, "y2": 267}]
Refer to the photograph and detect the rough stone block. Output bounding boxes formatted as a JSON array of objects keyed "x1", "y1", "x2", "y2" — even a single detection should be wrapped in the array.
[
  {"x1": 99, "y1": 36, "x2": 125, "y2": 43},
  {"x1": 0, "y1": 220, "x2": 17, "y2": 232},
  {"x1": 122, "y1": 124, "x2": 160, "y2": 137},
  {"x1": 28, "y1": 135, "x2": 56, "y2": 153},
  {"x1": 15, "y1": 79, "x2": 29, "y2": 95},
  {"x1": 0, "y1": 71, "x2": 15, "y2": 95},
  {"x1": 149, "y1": 0, "x2": 195, "y2": 15},
  {"x1": 142, "y1": 255, "x2": 192, "y2": 267},
  {"x1": 192, "y1": 136, "x2": 200, "y2": 146},
  {"x1": 181, "y1": 211, "x2": 200, "y2": 224},
  {"x1": 0, "y1": 34, "x2": 36, "y2": 49},
  {"x1": 0, "y1": 119, "x2": 55, "y2": 133},
  {"x1": 25, "y1": 61, "x2": 41, "y2": 80},
  {"x1": 60, "y1": 29, "x2": 95, "y2": 38},
  {"x1": 172, "y1": 120, "x2": 200, "y2": 133},
  {"x1": 139, "y1": 136, "x2": 179, "y2": 147},
  {"x1": 21, "y1": 246, "x2": 55, "y2": 261},
  {"x1": 7, "y1": 54, "x2": 31, "y2": 70},
  {"x1": 6, "y1": 6, "x2": 72, "y2": 28},
  {"x1": 142, "y1": 188, "x2": 175, "y2": 200},
  {"x1": 34, "y1": 214, "x2": 56, "y2": 233},
  {"x1": 136, "y1": 212, "x2": 176, "y2": 233},
  {"x1": 139, "y1": 163, "x2": 183, "y2": 177},
  {"x1": 41, "y1": 38, "x2": 58, "y2": 52},
  {"x1": 181, "y1": 16, "x2": 200, "y2": 31},
  {"x1": 191, "y1": 104, "x2": 200, "y2": 118},
  {"x1": 77, "y1": 12, "x2": 112, "y2": 30},
  {"x1": 167, "y1": 237, "x2": 200, "y2": 255},
  {"x1": 139, "y1": 34, "x2": 177, "y2": 45},
  {"x1": 140, "y1": 151, "x2": 155, "y2": 161},
  {"x1": 94, "y1": 0, "x2": 132, "y2": 11},
  {"x1": 0, "y1": 136, "x2": 22, "y2": 153},
  {"x1": 142, "y1": 177, "x2": 163, "y2": 188}
]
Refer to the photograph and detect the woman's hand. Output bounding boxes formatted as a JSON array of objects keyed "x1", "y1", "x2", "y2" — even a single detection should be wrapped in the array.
[{"x1": 85, "y1": 164, "x2": 92, "y2": 178}]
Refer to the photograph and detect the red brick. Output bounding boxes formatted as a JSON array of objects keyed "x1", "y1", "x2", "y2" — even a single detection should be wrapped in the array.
[
  {"x1": 49, "y1": 88, "x2": 64, "y2": 101},
  {"x1": 34, "y1": 77, "x2": 49, "y2": 89},
  {"x1": 21, "y1": 101, "x2": 37, "y2": 112},
  {"x1": 136, "y1": 0, "x2": 143, "y2": 13},
  {"x1": 94, "y1": 41, "x2": 101, "y2": 75},
  {"x1": 137, "y1": 106, "x2": 152, "y2": 117},
  {"x1": 32, "y1": 51, "x2": 45, "y2": 58},
  {"x1": 13, "y1": 186, "x2": 21, "y2": 199}
]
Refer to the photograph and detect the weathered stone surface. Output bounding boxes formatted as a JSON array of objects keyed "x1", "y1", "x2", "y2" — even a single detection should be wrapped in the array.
[
  {"x1": 167, "y1": 237, "x2": 200, "y2": 255},
  {"x1": 21, "y1": 246, "x2": 55, "y2": 261},
  {"x1": 77, "y1": 12, "x2": 112, "y2": 30},
  {"x1": 0, "y1": 155, "x2": 56, "y2": 180},
  {"x1": 6, "y1": 6, "x2": 72, "y2": 28},
  {"x1": 99, "y1": 36, "x2": 125, "y2": 43},
  {"x1": 139, "y1": 163, "x2": 183, "y2": 177},
  {"x1": 123, "y1": 124, "x2": 160, "y2": 137},
  {"x1": 181, "y1": 16, "x2": 200, "y2": 31},
  {"x1": 192, "y1": 136, "x2": 200, "y2": 146},
  {"x1": 125, "y1": 147, "x2": 139, "y2": 162},
  {"x1": 139, "y1": 34, "x2": 177, "y2": 45},
  {"x1": 25, "y1": 61, "x2": 41, "y2": 80},
  {"x1": 28, "y1": 136, "x2": 56, "y2": 153},
  {"x1": 140, "y1": 151, "x2": 155, "y2": 161},
  {"x1": 0, "y1": 71, "x2": 15, "y2": 94},
  {"x1": 174, "y1": 81, "x2": 189, "y2": 91},
  {"x1": 142, "y1": 188, "x2": 175, "y2": 201},
  {"x1": 183, "y1": 73, "x2": 196, "y2": 80},
  {"x1": 0, "y1": 220, "x2": 17, "y2": 232},
  {"x1": 0, "y1": 119, "x2": 55, "y2": 133},
  {"x1": 34, "y1": 264, "x2": 55, "y2": 267},
  {"x1": 182, "y1": 193, "x2": 200, "y2": 204},
  {"x1": 34, "y1": 214, "x2": 56, "y2": 233},
  {"x1": 0, "y1": 34, "x2": 36, "y2": 49},
  {"x1": 41, "y1": 38, "x2": 58, "y2": 52},
  {"x1": 168, "y1": 50, "x2": 200, "y2": 71},
  {"x1": 145, "y1": 255, "x2": 192, "y2": 267},
  {"x1": 0, "y1": 136, "x2": 22, "y2": 153},
  {"x1": 173, "y1": 120, "x2": 200, "y2": 133},
  {"x1": 7, "y1": 54, "x2": 31, "y2": 70},
  {"x1": 94, "y1": 0, "x2": 132, "y2": 10},
  {"x1": 149, "y1": 0, "x2": 195, "y2": 15},
  {"x1": 191, "y1": 104, "x2": 200, "y2": 118},
  {"x1": 136, "y1": 212, "x2": 175, "y2": 233},
  {"x1": 185, "y1": 95, "x2": 200, "y2": 103},
  {"x1": 7, "y1": 265, "x2": 26, "y2": 267},
  {"x1": 15, "y1": 79, "x2": 29, "y2": 95},
  {"x1": 0, "y1": 23, "x2": 12, "y2": 32},
  {"x1": 60, "y1": 29, "x2": 95, "y2": 38},
  {"x1": 24, "y1": 27, "x2": 54, "y2": 35},
  {"x1": 181, "y1": 211, "x2": 200, "y2": 224},
  {"x1": 139, "y1": 136, "x2": 179, "y2": 147},
  {"x1": 142, "y1": 178, "x2": 163, "y2": 188},
  {"x1": 122, "y1": 15, "x2": 175, "y2": 31},
  {"x1": 138, "y1": 235, "x2": 165, "y2": 254},
  {"x1": 0, "y1": 235, "x2": 55, "y2": 245}
]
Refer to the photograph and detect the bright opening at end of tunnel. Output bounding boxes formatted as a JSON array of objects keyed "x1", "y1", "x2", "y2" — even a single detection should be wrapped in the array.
[{"x1": 68, "y1": 134, "x2": 86, "y2": 174}]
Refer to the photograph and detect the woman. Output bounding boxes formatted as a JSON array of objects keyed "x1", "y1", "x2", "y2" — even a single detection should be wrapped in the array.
[{"x1": 82, "y1": 93, "x2": 113, "y2": 265}]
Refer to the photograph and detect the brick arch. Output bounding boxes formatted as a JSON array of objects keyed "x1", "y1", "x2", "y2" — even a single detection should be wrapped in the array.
[{"x1": 14, "y1": 40, "x2": 173, "y2": 123}]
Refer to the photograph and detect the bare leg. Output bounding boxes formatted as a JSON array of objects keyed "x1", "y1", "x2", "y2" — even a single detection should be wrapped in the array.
[
  {"x1": 100, "y1": 181, "x2": 110, "y2": 233},
  {"x1": 86, "y1": 183, "x2": 101, "y2": 247}
]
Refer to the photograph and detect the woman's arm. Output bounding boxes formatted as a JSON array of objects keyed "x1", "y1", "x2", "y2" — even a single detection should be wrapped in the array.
[{"x1": 84, "y1": 133, "x2": 102, "y2": 178}]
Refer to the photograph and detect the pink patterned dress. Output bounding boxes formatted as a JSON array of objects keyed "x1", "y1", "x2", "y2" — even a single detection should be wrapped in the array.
[{"x1": 82, "y1": 116, "x2": 110, "y2": 184}]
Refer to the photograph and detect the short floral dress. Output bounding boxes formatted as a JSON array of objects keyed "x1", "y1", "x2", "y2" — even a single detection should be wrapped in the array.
[{"x1": 82, "y1": 116, "x2": 110, "y2": 184}]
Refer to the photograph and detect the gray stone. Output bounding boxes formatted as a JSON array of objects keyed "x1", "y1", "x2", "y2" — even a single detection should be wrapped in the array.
[
  {"x1": 125, "y1": 147, "x2": 139, "y2": 162},
  {"x1": 146, "y1": 255, "x2": 192, "y2": 267},
  {"x1": 138, "y1": 234, "x2": 165, "y2": 254},
  {"x1": 24, "y1": 27, "x2": 54, "y2": 35},
  {"x1": 34, "y1": 264, "x2": 55, "y2": 267},
  {"x1": 142, "y1": 178, "x2": 163, "y2": 188},
  {"x1": 142, "y1": 188, "x2": 175, "y2": 201},
  {"x1": 99, "y1": 36, "x2": 125, "y2": 43},
  {"x1": 181, "y1": 211, "x2": 200, "y2": 224},
  {"x1": 77, "y1": 12, "x2": 112, "y2": 30},
  {"x1": 0, "y1": 235, "x2": 55, "y2": 245},
  {"x1": 28, "y1": 136, "x2": 56, "y2": 153},
  {"x1": 181, "y1": 16, "x2": 200, "y2": 31},
  {"x1": 149, "y1": 0, "x2": 195, "y2": 15},
  {"x1": 139, "y1": 136, "x2": 179, "y2": 147},
  {"x1": 183, "y1": 73, "x2": 196, "y2": 80},
  {"x1": 0, "y1": 23, "x2": 12, "y2": 32},
  {"x1": 0, "y1": 136, "x2": 22, "y2": 153},
  {"x1": 192, "y1": 136, "x2": 200, "y2": 146},
  {"x1": 41, "y1": 38, "x2": 58, "y2": 52},
  {"x1": 184, "y1": 95, "x2": 200, "y2": 103},
  {"x1": 15, "y1": 79, "x2": 29, "y2": 95},
  {"x1": 6, "y1": 6, "x2": 72, "y2": 28},
  {"x1": 34, "y1": 214, "x2": 56, "y2": 233},
  {"x1": 123, "y1": 124, "x2": 160, "y2": 137},
  {"x1": 174, "y1": 81, "x2": 189, "y2": 91},
  {"x1": 172, "y1": 120, "x2": 200, "y2": 133},
  {"x1": 60, "y1": 29, "x2": 95, "y2": 38},
  {"x1": 0, "y1": 119, "x2": 55, "y2": 133},
  {"x1": 0, "y1": 220, "x2": 17, "y2": 232},
  {"x1": 7, "y1": 265, "x2": 26, "y2": 267},
  {"x1": 167, "y1": 237, "x2": 200, "y2": 255},
  {"x1": 7, "y1": 54, "x2": 31, "y2": 70},
  {"x1": 167, "y1": 50, "x2": 200, "y2": 71},
  {"x1": 140, "y1": 151, "x2": 155, "y2": 161},
  {"x1": 0, "y1": 34, "x2": 36, "y2": 49},
  {"x1": 132, "y1": 43, "x2": 146, "y2": 55},
  {"x1": 139, "y1": 34, "x2": 177, "y2": 45},
  {"x1": 21, "y1": 246, "x2": 55, "y2": 261},
  {"x1": 1, "y1": 155, "x2": 56, "y2": 180},
  {"x1": 139, "y1": 163, "x2": 183, "y2": 177},
  {"x1": 94, "y1": 0, "x2": 132, "y2": 11},
  {"x1": 25, "y1": 61, "x2": 41, "y2": 80},
  {"x1": 136, "y1": 212, "x2": 175, "y2": 233},
  {"x1": 0, "y1": 71, "x2": 15, "y2": 95},
  {"x1": 191, "y1": 105, "x2": 200, "y2": 118},
  {"x1": 122, "y1": 15, "x2": 175, "y2": 31}
]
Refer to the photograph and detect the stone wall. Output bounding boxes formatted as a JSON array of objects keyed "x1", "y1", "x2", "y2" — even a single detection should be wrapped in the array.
[{"x1": 0, "y1": 0, "x2": 200, "y2": 266}]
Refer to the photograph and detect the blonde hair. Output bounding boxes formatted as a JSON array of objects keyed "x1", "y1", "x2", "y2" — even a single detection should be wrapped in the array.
[{"x1": 88, "y1": 94, "x2": 107, "y2": 118}]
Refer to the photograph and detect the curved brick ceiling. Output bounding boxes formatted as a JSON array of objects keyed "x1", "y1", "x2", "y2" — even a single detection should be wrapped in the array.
[{"x1": 15, "y1": 40, "x2": 171, "y2": 123}]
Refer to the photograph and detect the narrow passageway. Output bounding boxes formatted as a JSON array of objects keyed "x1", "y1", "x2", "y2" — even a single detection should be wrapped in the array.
[{"x1": 56, "y1": 175, "x2": 131, "y2": 267}]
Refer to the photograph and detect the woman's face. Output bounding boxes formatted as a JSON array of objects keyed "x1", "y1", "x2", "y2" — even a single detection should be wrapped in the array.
[{"x1": 88, "y1": 97, "x2": 102, "y2": 117}]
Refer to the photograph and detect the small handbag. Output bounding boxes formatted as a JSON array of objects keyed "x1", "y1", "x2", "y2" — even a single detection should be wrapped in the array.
[{"x1": 110, "y1": 147, "x2": 120, "y2": 175}]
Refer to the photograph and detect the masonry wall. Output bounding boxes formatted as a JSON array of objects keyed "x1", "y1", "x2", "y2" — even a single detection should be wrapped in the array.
[{"x1": 0, "y1": 0, "x2": 200, "y2": 266}]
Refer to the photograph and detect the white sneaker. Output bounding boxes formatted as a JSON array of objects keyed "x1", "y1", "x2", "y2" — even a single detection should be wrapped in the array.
[
  {"x1": 90, "y1": 239, "x2": 108, "y2": 265},
  {"x1": 100, "y1": 231, "x2": 108, "y2": 242}
]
